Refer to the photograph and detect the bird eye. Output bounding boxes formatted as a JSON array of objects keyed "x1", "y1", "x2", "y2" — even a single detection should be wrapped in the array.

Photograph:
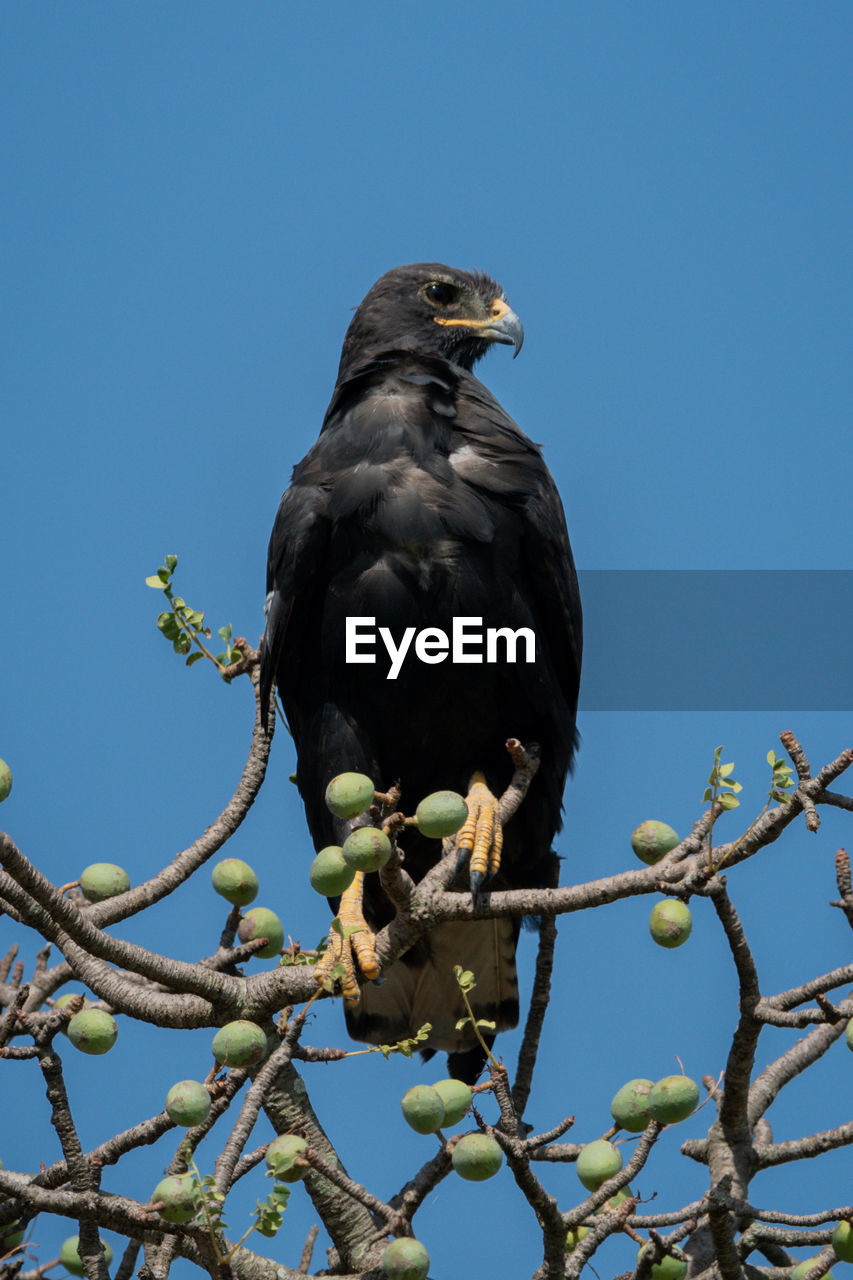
[{"x1": 423, "y1": 281, "x2": 457, "y2": 306}]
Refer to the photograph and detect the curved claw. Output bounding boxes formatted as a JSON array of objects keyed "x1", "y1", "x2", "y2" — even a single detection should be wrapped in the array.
[
  {"x1": 456, "y1": 771, "x2": 504, "y2": 895},
  {"x1": 314, "y1": 871, "x2": 380, "y2": 1005}
]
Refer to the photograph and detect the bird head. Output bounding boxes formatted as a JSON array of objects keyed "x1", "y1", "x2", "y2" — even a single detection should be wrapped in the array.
[{"x1": 337, "y1": 262, "x2": 523, "y2": 378}]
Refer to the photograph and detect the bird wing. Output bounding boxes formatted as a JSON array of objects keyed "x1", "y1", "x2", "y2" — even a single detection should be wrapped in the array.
[
  {"x1": 259, "y1": 471, "x2": 331, "y2": 724},
  {"x1": 448, "y1": 371, "x2": 583, "y2": 735}
]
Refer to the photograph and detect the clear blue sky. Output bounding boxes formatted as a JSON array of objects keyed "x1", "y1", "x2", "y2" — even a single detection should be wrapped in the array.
[{"x1": 2, "y1": 5, "x2": 852, "y2": 1276}]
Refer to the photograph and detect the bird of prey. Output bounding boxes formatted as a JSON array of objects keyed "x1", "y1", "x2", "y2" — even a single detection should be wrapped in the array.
[{"x1": 260, "y1": 263, "x2": 581, "y2": 1081}]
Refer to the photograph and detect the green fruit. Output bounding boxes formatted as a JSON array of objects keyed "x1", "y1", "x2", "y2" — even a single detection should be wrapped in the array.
[
  {"x1": 266, "y1": 1134, "x2": 309, "y2": 1182},
  {"x1": 415, "y1": 791, "x2": 469, "y2": 839},
  {"x1": 342, "y1": 827, "x2": 392, "y2": 873},
  {"x1": 381, "y1": 1237, "x2": 430, "y2": 1280},
  {"x1": 212, "y1": 1019, "x2": 268, "y2": 1067},
  {"x1": 611, "y1": 1079, "x2": 654, "y2": 1132},
  {"x1": 80, "y1": 862, "x2": 130, "y2": 902},
  {"x1": 833, "y1": 1221, "x2": 853, "y2": 1262},
  {"x1": 451, "y1": 1133, "x2": 503, "y2": 1181},
  {"x1": 565, "y1": 1224, "x2": 590, "y2": 1252},
  {"x1": 237, "y1": 907, "x2": 284, "y2": 958},
  {"x1": 165, "y1": 1080, "x2": 212, "y2": 1127},
  {"x1": 0, "y1": 1221, "x2": 24, "y2": 1249},
  {"x1": 845, "y1": 1019, "x2": 853, "y2": 1051},
  {"x1": 152, "y1": 1174, "x2": 202, "y2": 1224},
  {"x1": 325, "y1": 772, "x2": 375, "y2": 819},
  {"x1": 631, "y1": 820, "x2": 679, "y2": 865},
  {"x1": 595, "y1": 1185, "x2": 634, "y2": 1213},
  {"x1": 309, "y1": 846, "x2": 356, "y2": 897},
  {"x1": 431, "y1": 1078, "x2": 472, "y2": 1126},
  {"x1": 401, "y1": 1085, "x2": 445, "y2": 1134},
  {"x1": 60, "y1": 1236, "x2": 113, "y2": 1276},
  {"x1": 636, "y1": 1246, "x2": 688, "y2": 1279},
  {"x1": 647, "y1": 1076, "x2": 700, "y2": 1125},
  {"x1": 67, "y1": 1008, "x2": 118, "y2": 1055},
  {"x1": 649, "y1": 899, "x2": 693, "y2": 949},
  {"x1": 792, "y1": 1260, "x2": 834, "y2": 1280},
  {"x1": 576, "y1": 1139, "x2": 622, "y2": 1191},
  {"x1": 211, "y1": 858, "x2": 259, "y2": 906},
  {"x1": 0, "y1": 760, "x2": 12, "y2": 803},
  {"x1": 54, "y1": 992, "x2": 93, "y2": 1031}
]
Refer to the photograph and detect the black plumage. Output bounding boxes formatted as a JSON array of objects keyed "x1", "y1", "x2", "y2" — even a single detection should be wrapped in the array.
[{"x1": 260, "y1": 263, "x2": 581, "y2": 1080}]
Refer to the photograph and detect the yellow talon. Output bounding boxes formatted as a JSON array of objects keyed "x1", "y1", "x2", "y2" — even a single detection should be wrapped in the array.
[
  {"x1": 456, "y1": 771, "x2": 503, "y2": 889},
  {"x1": 314, "y1": 871, "x2": 380, "y2": 1004}
]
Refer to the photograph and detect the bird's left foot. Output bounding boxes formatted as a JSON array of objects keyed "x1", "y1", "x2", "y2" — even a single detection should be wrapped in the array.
[
  {"x1": 314, "y1": 872, "x2": 381, "y2": 1005},
  {"x1": 455, "y1": 771, "x2": 503, "y2": 895}
]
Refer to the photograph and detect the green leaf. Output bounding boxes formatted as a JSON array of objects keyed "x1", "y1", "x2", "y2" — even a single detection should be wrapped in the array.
[
  {"x1": 173, "y1": 634, "x2": 192, "y2": 655},
  {"x1": 218, "y1": 623, "x2": 232, "y2": 642},
  {"x1": 703, "y1": 787, "x2": 713, "y2": 802},
  {"x1": 719, "y1": 793, "x2": 740, "y2": 810},
  {"x1": 145, "y1": 575, "x2": 166, "y2": 589},
  {"x1": 718, "y1": 762, "x2": 735, "y2": 778},
  {"x1": 330, "y1": 918, "x2": 342, "y2": 936},
  {"x1": 453, "y1": 966, "x2": 476, "y2": 991},
  {"x1": 165, "y1": 554, "x2": 178, "y2": 572},
  {"x1": 455, "y1": 1016, "x2": 472, "y2": 1031},
  {"x1": 186, "y1": 652, "x2": 205, "y2": 667},
  {"x1": 157, "y1": 566, "x2": 171, "y2": 583},
  {"x1": 172, "y1": 596, "x2": 185, "y2": 610},
  {"x1": 157, "y1": 612, "x2": 181, "y2": 640},
  {"x1": 188, "y1": 610, "x2": 205, "y2": 629}
]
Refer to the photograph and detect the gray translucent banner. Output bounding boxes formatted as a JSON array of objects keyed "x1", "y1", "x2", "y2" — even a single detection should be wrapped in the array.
[{"x1": 577, "y1": 571, "x2": 853, "y2": 711}]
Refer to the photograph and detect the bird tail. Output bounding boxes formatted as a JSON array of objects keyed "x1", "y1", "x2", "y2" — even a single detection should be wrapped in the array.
[{"x1": 344, "y1": 918, "x2": 519, "y2": 1079}]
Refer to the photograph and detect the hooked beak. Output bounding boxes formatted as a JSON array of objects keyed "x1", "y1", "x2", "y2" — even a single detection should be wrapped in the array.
[{"x1": 434, "y1": 297, "x2": 524, "y2": 357}]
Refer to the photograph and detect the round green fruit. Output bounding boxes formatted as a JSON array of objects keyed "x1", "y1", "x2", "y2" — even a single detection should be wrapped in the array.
[
  {"x1": 833, "y1": 1220, "x2": 853, "y2": 1262},
  {"x1": 415, "y1": 791, "x2": 469, "y2": 839},
  {"x1": 237, "y1": 907, "x2": 284, "y2": 959},
  {"x1": 576, "y1": 1139, "x2": 622, "y2": 1191},
  {"x1": 636, "y1": 1246, "x2": 688, "y2": 1280},
  {"x1": 631, "y1": 820, "x2": 679, "y2": 865},
  {"x1": 325, "y1": 772, "x2": 375, "y2": 819},
  {"x1": 565, "y1": 1224, "x2": 590, "y2": 1252},
  {"x1": 67, "y1": 1008, "x2": 118, "y2": 1055},
  {"x1": 212, "y1": 1019, "x2": 268, "y2": 1067},
  {"x1": 596, "y1": 1185, "x2": 634, "y2": 1213},
  {"x1": 54, "y1": 992, "x2": 93, "y2": 1029},
  {"x1": 845, "y1": 1019, "x2": 853, "y2": 1051},
  {"x1": 381, "y1": 1237, "x2": 430, "y2": 1280},
  {"x1": 401, "y1": 1085, "x2": 445, "y2": 1134},
  {"x1": 165, "y1": 1080, "x2": 211, "y2": 1128},
  {"x1": 431, "y1": 1078, "x2": 472, "y2": 1126},
  {"x1": 792, "y1": 1260, "x2": 834, "y2": 1280},
  {"x1": 342, "y1": 827, "x2": 392, "y2": 873},
  {"x1": 152, "y1": 1174, "x2": 202, "y2": 1224},
  {"x1": 211, "y1": 858, "x2": 259, "y2": 906},
  {"x1": 266, "y1": 1134, "x2": 309, "y2": 1182},
  {"x1": 60, "y1": 1236, "x2": 113, "y2": 1276},
  {"x1": 610, "y1": 1078, "x2": 654, "y2": 1132},
  {"x1": 649, "y1": 899, "x2": 693, "y2": 949},
  {"x1": 0, "y1": 759, "x2": 12, "y2": 803},
  {"x1": 451, "y1": 1133, "x2": 503, "y2": 1181},
  {"x1": 0, "y1": 1221, "x2": 24, "y2": 1250},
  {"x1": 80, "y1": 862, "x2": 130, "y2": 902},
  {"x1": 309, "y1": 846, "x2": 356, "y2": 897},
  {"x1": 647, "y1": 1075, "x2": 700, "y2": 1125}
]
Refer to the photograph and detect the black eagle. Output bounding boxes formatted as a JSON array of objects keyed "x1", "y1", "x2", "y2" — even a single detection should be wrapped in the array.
[{"x1": 260, "y1": 263, "x2": 581, "y2": 1081}]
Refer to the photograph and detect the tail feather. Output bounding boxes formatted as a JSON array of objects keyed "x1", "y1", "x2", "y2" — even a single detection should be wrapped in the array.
[{"x1": 345, "y1": 918, "x2": 518, "y2": 1062}]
